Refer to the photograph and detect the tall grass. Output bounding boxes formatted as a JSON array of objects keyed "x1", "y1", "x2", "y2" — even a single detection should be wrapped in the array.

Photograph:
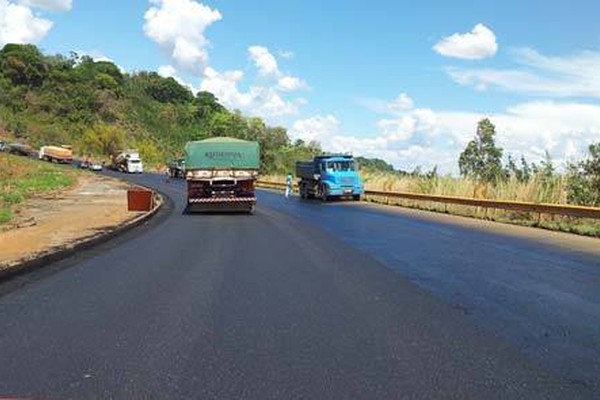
[{"x1": 262, "y1": 170, "x2": 600, "y2": 237}]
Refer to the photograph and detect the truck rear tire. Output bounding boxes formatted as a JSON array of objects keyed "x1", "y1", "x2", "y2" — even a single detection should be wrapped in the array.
[{"x1": 353, "y1": 194, "x2": 361, "y2": 201}]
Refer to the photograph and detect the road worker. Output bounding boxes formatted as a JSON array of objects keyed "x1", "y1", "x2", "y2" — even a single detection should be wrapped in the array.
[{"x1": 285, "y1": 173, "x2": 293, "y2": 198}]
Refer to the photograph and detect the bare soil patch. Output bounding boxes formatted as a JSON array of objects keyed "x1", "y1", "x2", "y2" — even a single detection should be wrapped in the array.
[{"x1": 0, "y1": 173, "x2": 143, "y2": 269}]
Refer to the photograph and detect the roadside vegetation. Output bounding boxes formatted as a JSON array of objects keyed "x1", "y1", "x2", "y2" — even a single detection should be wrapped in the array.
[
  {"x1": 356, "y1": 119, "x2": 600, "y2": 236},
  {"x1": 265, "y1": 119, "x2": 600, "y2": 236},
  {"x1": 0, "y1": 44, "x2": 320, "y2": 173},
  {"x1": 0, "y1": 153, "x2": 75, "y2": 226}
]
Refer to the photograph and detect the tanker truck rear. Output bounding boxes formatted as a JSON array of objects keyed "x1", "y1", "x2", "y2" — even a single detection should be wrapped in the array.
[{"x1": 185, "y1": 137, "x2": 260, "y2": 213}]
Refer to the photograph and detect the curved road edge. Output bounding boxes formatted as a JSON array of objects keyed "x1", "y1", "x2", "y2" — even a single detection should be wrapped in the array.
[{"x1": 0, "y1": 186, "x2": 165, "y2": 283}]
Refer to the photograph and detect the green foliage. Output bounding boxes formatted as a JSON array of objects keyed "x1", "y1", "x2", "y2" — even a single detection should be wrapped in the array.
[
  {"x1": 0, "y1": 44, "x2": 47, "y2": 87},
  {"x1": 506, "y1": 155, "x2": 531, "y2": 183},
  {"x1": 79, "y1": 124, "x2": 126, "y2": 156},
  {"x1": 459, "y1": 118, "x2": 504, "y2": 183},
  {"x1": 194, "y1": 91, "x2": 226, "y2": 119},
  {"x1": 0, "y1": 153, "x2": 75, "y2": 225},
  {"x1": 568, "y1": 143, "x2": 600, "y2": 206},
  {"x1": 356, "y1": 156, "x2": 395, "y2": 173},
  {"x1": 129, "y1": 72, "x2": 193, "y2": 104},
  {"x1": 0, "y1": 43, "x2": 323, "y2": 174}
]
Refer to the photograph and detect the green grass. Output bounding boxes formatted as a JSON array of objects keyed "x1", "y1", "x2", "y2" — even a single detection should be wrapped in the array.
[
  {"x1": 0, "y1": 208, "x2": 11, "y2": 224},
  {"x1": 0, "y1": 153, "x2": 76, "y2": 226}
]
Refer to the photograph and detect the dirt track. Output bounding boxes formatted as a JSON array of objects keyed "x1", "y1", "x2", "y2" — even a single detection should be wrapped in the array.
[{"x1": 0, "y1": 173, "x2": 141, "y2": 269}]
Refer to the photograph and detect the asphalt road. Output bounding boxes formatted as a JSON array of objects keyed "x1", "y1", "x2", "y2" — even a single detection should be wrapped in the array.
[{"x1": 0, "y1": 173, "x2": 599, "y2": 399}]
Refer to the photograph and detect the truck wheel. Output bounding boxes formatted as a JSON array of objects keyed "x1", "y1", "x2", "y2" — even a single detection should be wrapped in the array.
[
  {"x1": 353, "y1": 194, "x2": 361, "y2": 201},
  {"x1": 299, "y1": 187, "x2": 306, "y2": 199},
  {"x1": 318, "y1": 184, "x2": 328, "y2": 202}
]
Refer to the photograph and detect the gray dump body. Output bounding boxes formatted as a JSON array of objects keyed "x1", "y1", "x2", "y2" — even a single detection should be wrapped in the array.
[{"x1": 295, "y1": 161, "x2": 319, "y2": 180}]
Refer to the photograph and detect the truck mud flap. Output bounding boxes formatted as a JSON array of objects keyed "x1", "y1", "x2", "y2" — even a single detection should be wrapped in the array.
[{"x1": 186, "y1": 197, "x2": 256, "y2": 214}]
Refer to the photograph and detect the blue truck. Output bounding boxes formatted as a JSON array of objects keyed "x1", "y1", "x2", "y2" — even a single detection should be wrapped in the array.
[{"x1": 296, "y1": 154, "x2": 364, "y2": 201}]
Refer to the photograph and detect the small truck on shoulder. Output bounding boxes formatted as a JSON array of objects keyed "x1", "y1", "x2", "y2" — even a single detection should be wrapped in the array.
[
  {"x1": 296, "y1": 154, "x2": 364, "y2": 201},
  {"x1": 184, "y1": 137, "x2": 260, "y2": 213},
  {"x1": 39, "y1": 145, "x2": 73, "y2": 164}
]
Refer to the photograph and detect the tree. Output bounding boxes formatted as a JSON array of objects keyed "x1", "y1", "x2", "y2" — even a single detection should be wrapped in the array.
[
  {"x1": 79, "y1": 124, "x2": 126, "y2": 156},
  {"x1": 458, "y1": 118, "x2": 504, "y2": 183},
  {"x1": 194, "y1": 91, "x2": 225, "y2": 120},
  {"x1": 130, "y1": 72, "x2": 193, "y2": 104},
  {"x1": 568, "y1": 143, "x2": 600, "y2": 206},
  {"x1": 0, "y1": 44, "x2": 48, "y2": 87},
  {"x1": 506, "y1": 154, "x2": 532, "y2": 183}
]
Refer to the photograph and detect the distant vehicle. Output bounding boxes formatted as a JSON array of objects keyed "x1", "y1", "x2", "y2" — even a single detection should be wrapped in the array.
[
  {"x1": 296, "y1": 154, "x2": 364, "y2": 201},
  {"x1": 111, "y1": 150, "x2": 144, "y2": 174},
  {"x1": 39, "y1": 145, "x2": 73, "y2": 164},
  {"x1": 0, "y1": 140, "x2": 7, "y2": 152},
  {"x1": 168, "y1": 158, "x2": 186, "y2": 179},
  {"x1": 90, "y1": 162, "x2": 103, "y2": 172},
  {"x1": 184, "y1": 137, "x2": 260, "y2": 213},
  {"x1": 79, "y1": 160, "x2": 90, "y2": 169},
  {"x1": 8, "y1": 143, "x2": 34, "y2": 157}
]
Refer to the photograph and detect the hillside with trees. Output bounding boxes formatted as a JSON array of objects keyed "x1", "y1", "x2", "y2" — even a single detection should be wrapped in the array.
[{"x1": 0, "y1": 44, "x2": 321, "y2": 173}]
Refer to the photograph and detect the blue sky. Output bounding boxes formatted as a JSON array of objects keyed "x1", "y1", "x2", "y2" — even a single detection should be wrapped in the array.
[{"x1": 3, "y1": 0, "x2": 600, "y2": 172}]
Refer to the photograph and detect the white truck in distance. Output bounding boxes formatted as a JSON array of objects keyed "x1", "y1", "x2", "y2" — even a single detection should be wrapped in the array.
[{"x1": 112, "y1": 151, "x2": 144, "y2": 174}]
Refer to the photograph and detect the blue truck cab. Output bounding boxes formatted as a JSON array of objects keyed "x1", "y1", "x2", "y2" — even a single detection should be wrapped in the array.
[{"x1": 296, "y1": 154, "x2": 365, "y2": 201}]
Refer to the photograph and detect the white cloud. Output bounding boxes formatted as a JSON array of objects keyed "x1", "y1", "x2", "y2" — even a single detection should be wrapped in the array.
[
  {"x1": 201, "y1": 67, "x2": 252, "y2": 108},
  {"x1": 289, "y1": 112, "x2": 452, "y2": 171},
  {"x1": 143, "y1": 0, "x2": 222, "y2": 75},
  {"x1": 18, "y1": 0, "x2": 71, "y2": 11},
  {"x1": 248, "y1": 45, "x2": 306, "y2": 92},
  {"x1": 157, "y1": 64, "x2": 177, "y2": 78},
  {"x1": 0, "y1": 0, "x2": 53, "y2": 45},
  {"x1": 200, "y1": 67, "x2": 298, "y2": 118},
  {"x1": 387, "y1": 93, "x2": 414, "y2": 112},
  {"x1": 248, "y1": 45, "x2": 279, "y2": 77},
  {"x1": 434, "y1": 23, "x2": 498, "y2": 60},
  {"x1": 295, "y1": 96, "x2": 600, "y2": 174},
  {"x1": 290, "y1": 115, "x2": 340, "y2": 143},
  {"x1": 142, "y1": 6, "x2": 305, "y2": 119},
  {"x1": 197, "y1": 45, "x2": 307, "y2": 118},
  {"x1": 249, "y1": 86, "x2": 298, "y2": 117},
  {"x1": 448, "y1": 48, "x2": 600, "y2": 98},
  {"x1": 277, "y1": 75, "x2": 306, "y2": 92}
]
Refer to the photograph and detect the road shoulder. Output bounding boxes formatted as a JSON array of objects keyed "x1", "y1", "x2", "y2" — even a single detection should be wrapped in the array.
[{"x1": 0, "y1": 173, "x2": 160, "y2": 279}]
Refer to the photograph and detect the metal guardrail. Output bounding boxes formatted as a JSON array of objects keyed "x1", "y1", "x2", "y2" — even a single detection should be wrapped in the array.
[{"x1": 256, "y1": 180, "x2": 600, "y2": 219}]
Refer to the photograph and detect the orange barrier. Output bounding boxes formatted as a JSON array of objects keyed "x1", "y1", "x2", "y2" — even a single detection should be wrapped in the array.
[{"x1": 127, "y1": 189, "x2": 154, "y2": 212}]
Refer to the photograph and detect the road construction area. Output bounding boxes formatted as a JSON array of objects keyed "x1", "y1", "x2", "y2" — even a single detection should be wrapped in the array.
[
  {"x1": 0, "y1": 174, "x2": 141, "y2": 271},
  {"x1": 0, "y1": 172, "x2": 599, "y2": 399}
]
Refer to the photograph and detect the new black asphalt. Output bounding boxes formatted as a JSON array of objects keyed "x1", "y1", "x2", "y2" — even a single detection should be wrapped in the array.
[{"x1": 0, "y1": 173, "x2": 598, "y2": 399}]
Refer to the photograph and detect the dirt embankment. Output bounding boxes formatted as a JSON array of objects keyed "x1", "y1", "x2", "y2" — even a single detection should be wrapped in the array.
[{"x1": 0, "y1": 173, "x2": 143, "y2": 270}]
